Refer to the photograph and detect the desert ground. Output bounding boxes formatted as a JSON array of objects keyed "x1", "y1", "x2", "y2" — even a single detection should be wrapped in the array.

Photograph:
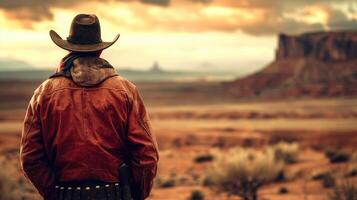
[{"x1": 0, "y1": 80, "x2": 356, "y2": 200}]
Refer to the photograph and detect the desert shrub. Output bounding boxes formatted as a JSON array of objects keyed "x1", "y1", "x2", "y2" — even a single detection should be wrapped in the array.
[
  {"x1": 194, "y1": 154, "x2": 214, "y2": 163},
  {"x1": 347, "y1": 169, "x2": 357, "y2": 177},
  {"x1": 154, "y1": 177, "x2": 163, "y2": 186},
  {"x1": 347, "y1": 152, "x2": 357, "y2": 177},
  {"x1": 185, "y1": 134, "x2": 198, "y2": 146},
  {"x1": 202, "y1": 176, "x2": 213, "y2": 187},
  {"x1": 311, "y1": 171, "x2": 335, "y2": 188},
  {"x1": 271, "y1": 142, "x2": 299, "y2": 164},
  {"x1": 189, "y1": 190, "x2": 204, "y2": 200},
  {"x1": 172, "y1": 138, "x2": 183, "y2": 148},
  {"x1": 322, "y1": 174, "x2": 335, "y2": 188},
  {"x1": 275, "y1": 170, "x2": 286, "y2": 182},
  {"x1": 213, "y1": 137, "x2": 225, "y2": 148},
  {"x1": 325, "y1": 149, "x2": 350, "y2": 163},
  {"x1": 269, "y1": 132, "x2": 298, "y2": 144},
  {"x1": 0, "y1": 156, "x2": 38, "y2": 200},
  {"x1": 160, "y1": 178, "x2": 176, "y2": 188},
  {"x1": 328, "y1": 180, "x2": 357, "y2": 200},
  {"x1": 312, "y1": 171, "x2": 332, "y2": 180},
  {"x1": 208, "y1": 148, "x2": 284, "y2": 200},
  {"x1": 177, "y1": 176, "x2": 190, "y2": 185},
  {"x1": 160, "y1": 172, "x2": 178, "y2": 187},
  {"x1": 191, "y1": 173, "x2": 200, "y2": 182},
  {"x1": 278, "y1": 187, "x2": 289, "y2": 194},
  {"x1": 325, "y1": 148, "x2": 336, "y2": 159}
]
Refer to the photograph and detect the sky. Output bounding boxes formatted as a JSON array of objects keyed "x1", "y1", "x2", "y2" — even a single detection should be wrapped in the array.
[{"x1": 0, "y1": 0, "x2": 356, "y2": 72}]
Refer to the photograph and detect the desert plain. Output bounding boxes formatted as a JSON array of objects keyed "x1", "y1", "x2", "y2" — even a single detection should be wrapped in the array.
[{"x1": 0, "y1": 80, "x2": 356, "y2": 200}]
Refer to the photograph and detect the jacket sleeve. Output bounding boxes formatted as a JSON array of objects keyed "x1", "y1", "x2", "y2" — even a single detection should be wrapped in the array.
[
  {"x1": 20, "y1": 88, "x2": 56, "y2": 198},
  {"x1": 127, "y1": 87, "x2": 159, "y2": 199}
]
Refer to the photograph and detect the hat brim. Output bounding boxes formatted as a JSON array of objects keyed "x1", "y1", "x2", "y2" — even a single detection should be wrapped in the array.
[{"x1": 49, "y1": 30, "x2": 120, "y2": 52}]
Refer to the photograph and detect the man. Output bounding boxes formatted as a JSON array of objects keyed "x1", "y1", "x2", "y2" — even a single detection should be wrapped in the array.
[{"x1": 20, "y1": 14, "x2": 159, "y2": 200}]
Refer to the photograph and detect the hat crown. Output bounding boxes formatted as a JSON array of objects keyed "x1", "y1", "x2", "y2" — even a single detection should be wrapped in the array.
[{"x1": 67, "y1": 14, "x2": 102, "y2": 45}]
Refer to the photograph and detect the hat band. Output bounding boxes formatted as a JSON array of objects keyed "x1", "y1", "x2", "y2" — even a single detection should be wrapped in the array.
[{"x1": 67, "y1": 36, "x2": 102, "y2": 45}]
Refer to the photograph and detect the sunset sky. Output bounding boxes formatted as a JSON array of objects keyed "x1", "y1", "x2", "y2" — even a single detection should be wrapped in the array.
[{"x1": 0, "y1": 0, "x2": 356, "y2": 72}]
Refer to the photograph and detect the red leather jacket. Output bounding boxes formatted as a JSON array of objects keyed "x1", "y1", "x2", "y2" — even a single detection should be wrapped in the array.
[{"x1": 20, "y1": 57, "x2": 159, "y2": 199}]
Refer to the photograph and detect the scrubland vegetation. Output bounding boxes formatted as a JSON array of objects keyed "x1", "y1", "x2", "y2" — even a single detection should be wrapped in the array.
[
  {"x1": 348, "y1": 152, "x2": 357, "y2": 177},
  {"x1": 206, "y1": 143, "x2": 297, "y2": 200},
  {"x1": 328, "y1": 180, "x2": 357, "y2": 200},
  {"x1": 189, "y1": 190, "x2": 204, "y2": 200},
  {"x1": 0, "y1": 156, "x2": 38, "y2": 200}
]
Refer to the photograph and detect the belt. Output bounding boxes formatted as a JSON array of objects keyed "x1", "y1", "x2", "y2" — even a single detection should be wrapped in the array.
[{"x1": 53, "y1": 182, "x2": 121, "y2": 200}]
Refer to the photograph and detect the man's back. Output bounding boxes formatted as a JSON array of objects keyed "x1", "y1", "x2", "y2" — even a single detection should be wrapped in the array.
[
  {"x1": 36, "y1": 74, "x2": 137, "y2": 181},
  {"x1": 21, "y1": 56, "x2": 159, "y2": 199}
]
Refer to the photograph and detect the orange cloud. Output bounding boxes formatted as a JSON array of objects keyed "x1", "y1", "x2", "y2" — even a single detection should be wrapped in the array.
[{"x1": 0, "y1": 0, "x2": 355, "y2": 35}]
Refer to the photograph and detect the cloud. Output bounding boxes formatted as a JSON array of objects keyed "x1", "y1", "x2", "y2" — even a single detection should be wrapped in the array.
[
  {"x1": 0, "y1": 0, "x2": 170, "y2": 21},
  {"x1": 141, "y1": 0, "x2": 170, "y2": 6},
  {"x1": 240, "y1": 18, "x2": 325, "y2": 36},
  {"x1": 326, "y1": 7, "x2": 357, "y2": 30},
  {"x1": 0, "y1": 0, "x2": 356, "y2": 35}
]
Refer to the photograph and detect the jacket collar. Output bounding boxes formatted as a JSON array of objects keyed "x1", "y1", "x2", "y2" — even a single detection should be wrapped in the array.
[{"x1": 50, "y1": 56, "x2": 118, "y2": 87}]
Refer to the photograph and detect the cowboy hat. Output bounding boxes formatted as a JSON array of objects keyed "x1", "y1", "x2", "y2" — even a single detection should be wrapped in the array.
[{"x1": 50, "y1": 14, "x2": 120, "y2": 52}]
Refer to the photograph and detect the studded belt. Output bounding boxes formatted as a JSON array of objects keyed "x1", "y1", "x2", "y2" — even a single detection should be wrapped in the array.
[{"x1": 53, "y1": 182, "x2": 121, "y2": 200}]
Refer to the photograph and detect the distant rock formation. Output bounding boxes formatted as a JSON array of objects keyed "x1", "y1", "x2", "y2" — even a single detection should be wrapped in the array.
[
  {"x1": 227, "y1": 31, "x2": 357, "y2": 97},
  {"x1": 149, "y1": 61, "x2": 164, "y2": 73},
  {"x1": 276, "y1": 31, "x2": 357, "y2": 61}
]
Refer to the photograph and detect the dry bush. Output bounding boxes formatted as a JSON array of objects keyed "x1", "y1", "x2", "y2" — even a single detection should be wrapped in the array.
[
  {"x1": 155, "y1": 176, "x2": 176, "y2": 188},
  {"x1": 189, "y1": 190, "x2": 204, "y2": 200},
  {"x1": 208, "y1": 148, "x2": 284, "y2": 200},
  {"x1": 160, "y1": 178, "x2": 176, "y2": 188},
  {"x1": 278, "y1": 187, "x2": 289, "y2": 194},
  {"x1": 311, "y1": 170, "x2": 336, "y2": 188},
  {"x1": 0, "y1": 156, "x2": 39, "y2": 200},
  {"x1": 325, "y1": 149, "x2": 350, "y2": 163},
  {"x1": 322, "y1": 173, "x2": 335, "y2": 188},
  {"x1": 347, "y1": 152, "x2": 357, "y2": 177},
  {"x1": 0, "y1": 156, "x2": 22, "y2": 200},
  {"x1": 194, "y1": 154, "x2": 214, "y2": 163},
  {"x1": 156, "y1": 171, "x2": 192, "y2": 188},
  {"x1": 270, "y1": 142, "x2": 299, "y2": 164},
  {"x1": 312, "y1": 171, "x2": 333, "y2": 180},
  {"x1": 269, "y1": 131, "x2": 299, "y2": 144},
  {"x1": 328, "y1": 180, "x2": 357, "y2": 200}
]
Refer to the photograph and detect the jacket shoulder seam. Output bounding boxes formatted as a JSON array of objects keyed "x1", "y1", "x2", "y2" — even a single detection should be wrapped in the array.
[{"x1": 46, "y1": 87, "x2": 128, "y2": 95}]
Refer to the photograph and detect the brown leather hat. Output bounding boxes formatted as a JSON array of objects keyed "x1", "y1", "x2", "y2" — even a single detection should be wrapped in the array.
[{"x1": 50, "y1": 14, "x2": 120, "y2": 52}]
